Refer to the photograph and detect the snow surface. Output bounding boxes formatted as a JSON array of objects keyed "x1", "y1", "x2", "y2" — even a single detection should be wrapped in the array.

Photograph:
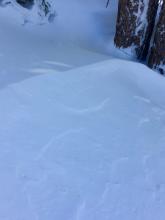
[{"x1": 0, "y1": 0, "x2": 165, "y2": 220}]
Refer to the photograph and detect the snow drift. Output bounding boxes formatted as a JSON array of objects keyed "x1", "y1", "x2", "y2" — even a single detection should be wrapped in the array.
[{"x1": 0, "y1": 59, "x2": 165, "y2": 220}]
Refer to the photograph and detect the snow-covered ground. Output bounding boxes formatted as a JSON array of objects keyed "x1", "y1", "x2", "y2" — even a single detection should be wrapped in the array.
[{"x1": 0, "y1": 0, "x2": 165, "y2": 220}]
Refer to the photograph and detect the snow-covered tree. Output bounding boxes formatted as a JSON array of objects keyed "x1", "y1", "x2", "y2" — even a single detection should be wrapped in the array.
[
  {"x1": 114, "y1": 0, "x2": 159, "y2": 60},
  {"x1": 0, "y1": 0, "x2": 56, "y2": 23}
]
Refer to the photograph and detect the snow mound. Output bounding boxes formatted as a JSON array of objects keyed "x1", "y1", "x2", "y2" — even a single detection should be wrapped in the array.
[{"x1": 0, "y1": 59, "x2": 165, "y2": 220}]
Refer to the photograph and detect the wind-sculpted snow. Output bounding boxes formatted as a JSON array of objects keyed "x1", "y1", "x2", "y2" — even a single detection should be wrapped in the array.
[
  {"x1": 0, "y1": 60, "x2": 165, "y2": 220},
  {"x1": 0, "y1": 13, "x2": 109, "y2": 88}
]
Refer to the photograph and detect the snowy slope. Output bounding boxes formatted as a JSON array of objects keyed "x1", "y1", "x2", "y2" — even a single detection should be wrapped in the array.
[
  {"x1": 0, "y1": 0, "x2": 119, "y2": 90},
  {"x1": 0, "y1": 8, "x2": 110, "y2": 88},
  {"x1": 0, "y1": 60, "x2": 165, "y2": 220}
]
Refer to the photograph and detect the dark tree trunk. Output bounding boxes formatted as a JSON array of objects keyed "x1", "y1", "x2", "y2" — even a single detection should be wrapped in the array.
[
  {"x1": 148, "y1": 1, "x2": 165, "y2": 74},
  {"x1": 114, "y1": 0, "x2": 159, "y2": 60},
  {"x1": 137, "y1": 0, "x2": 159, "y2": 60}
]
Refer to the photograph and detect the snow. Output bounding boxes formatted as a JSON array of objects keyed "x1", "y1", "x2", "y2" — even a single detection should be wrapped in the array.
[
  {"x1": 1, "y1": 59, "x2": 165, "y2": 220},
  {"x1": 0, "y1": 0, "x2": 165, "y2": 220}
]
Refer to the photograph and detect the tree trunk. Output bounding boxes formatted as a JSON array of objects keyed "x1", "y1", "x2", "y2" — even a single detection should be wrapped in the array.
[
  {"x1": 114, "y1": 0, "x2": 159, "y2": 60},
  {"x1": 148, "y1": 1, "x2": 165, "y2": 74}
]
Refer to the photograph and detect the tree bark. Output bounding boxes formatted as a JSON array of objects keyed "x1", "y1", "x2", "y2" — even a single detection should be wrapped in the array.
[
  {"x1": 114, "y1": 0, "x2": 159, "y2": 60},
  {"x1": 148, "y1": 1, "x2": 165, "y2": 74}
]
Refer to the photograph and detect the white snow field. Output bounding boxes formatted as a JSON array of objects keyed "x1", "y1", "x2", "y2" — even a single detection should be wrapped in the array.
[{"x1": 0, "y1": 0, "x2": 165, "y2": 220}]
